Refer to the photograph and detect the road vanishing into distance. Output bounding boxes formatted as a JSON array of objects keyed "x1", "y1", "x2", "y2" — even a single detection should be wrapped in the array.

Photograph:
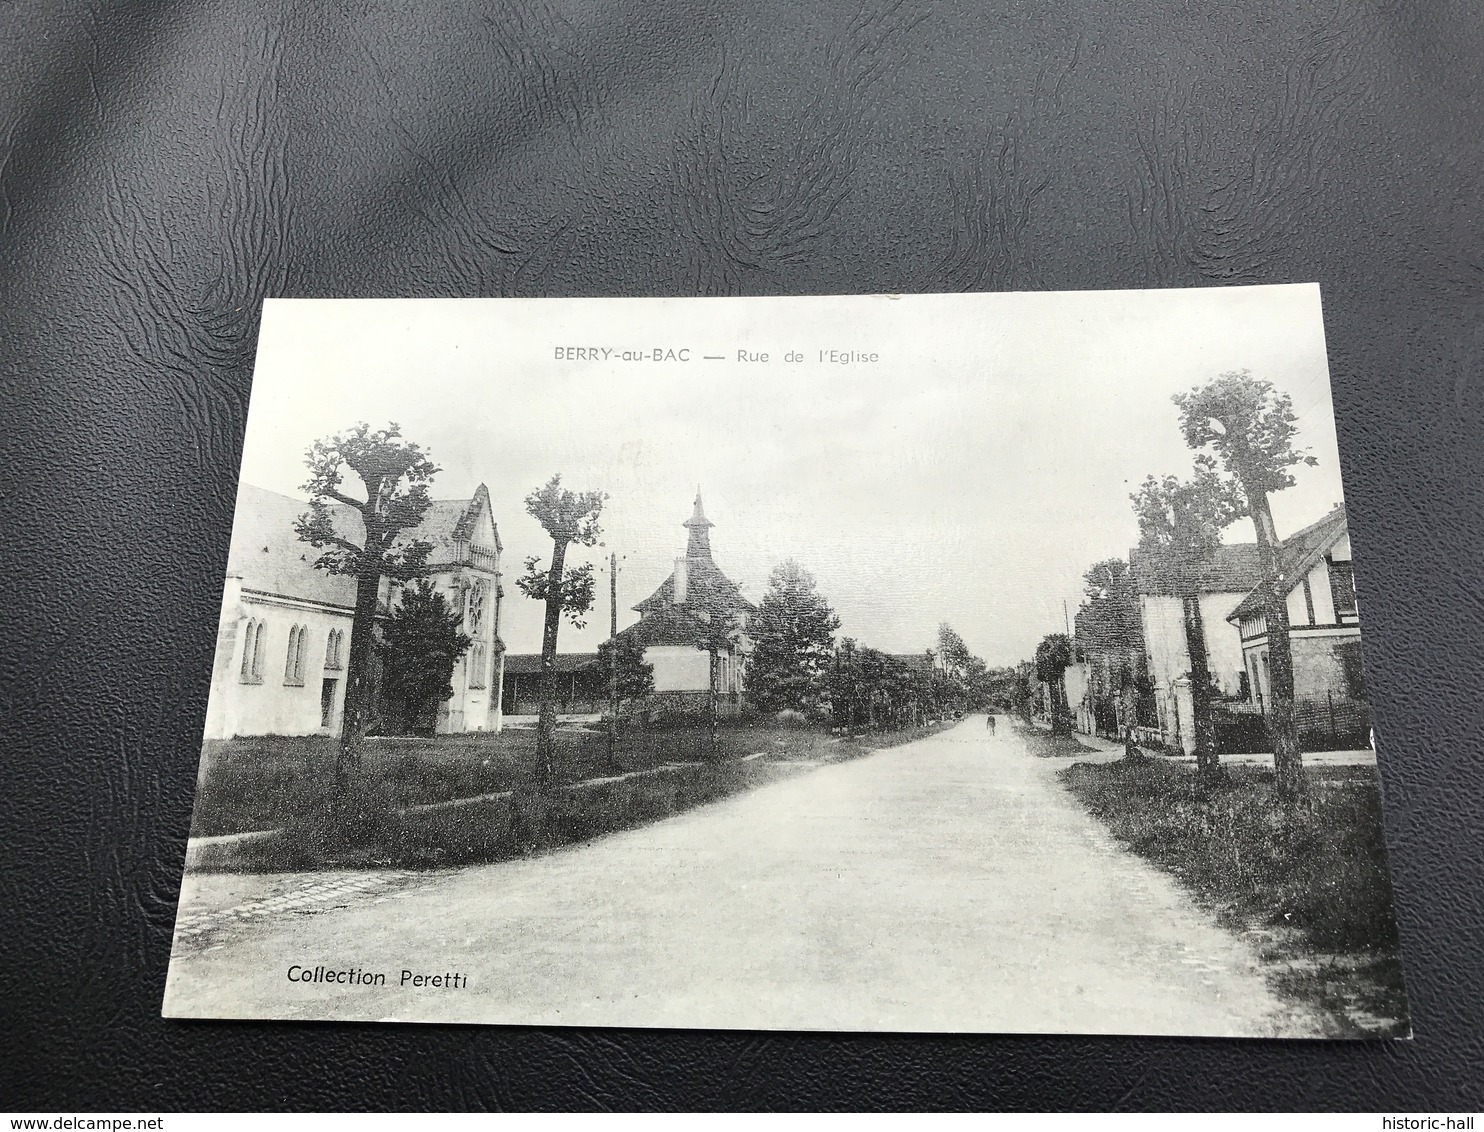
[{"x1": 164, "y1": 718, "x2": 1321, "y2": 1036}]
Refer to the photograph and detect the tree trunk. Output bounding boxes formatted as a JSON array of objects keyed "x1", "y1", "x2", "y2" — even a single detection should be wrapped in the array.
[
  {"x1": 534, "y1": 539, "x2": 568, "y2": 788},
  {"x1": 1050, "y1": 671, "x2": 1072, "y2": 735},
  {"x1": 1182, "y1": 591, "x2": 1222, "y2": 781},
  {"x1": 337, "y1": 566, "x2": 383, "y2": 798},
  {"x1": 1245, "y1": 486, "x2": 1306, "y2": 798}
]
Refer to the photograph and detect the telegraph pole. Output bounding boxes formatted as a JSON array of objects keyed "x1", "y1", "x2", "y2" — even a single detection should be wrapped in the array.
[{"x1": 608, "y1": 551, "x2": 619, "y2": 772}]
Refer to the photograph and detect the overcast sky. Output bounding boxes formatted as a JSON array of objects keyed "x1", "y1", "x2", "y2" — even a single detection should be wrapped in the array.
[{"x1": 240, "y1": 285, "x2": 1345, "y2": 665}]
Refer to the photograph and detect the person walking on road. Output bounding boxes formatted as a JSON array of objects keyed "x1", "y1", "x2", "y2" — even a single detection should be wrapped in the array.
[{"x1": 985, "y1": 713, "x2": 996, "y2": 735}]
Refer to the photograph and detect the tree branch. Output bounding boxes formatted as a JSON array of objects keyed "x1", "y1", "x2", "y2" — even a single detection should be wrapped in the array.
[{"x1": 321, "y1": 487, "x2": 364, "y2": 508}]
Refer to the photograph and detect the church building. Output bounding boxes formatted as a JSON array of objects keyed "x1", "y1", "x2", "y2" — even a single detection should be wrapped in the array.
[
  {"x1": 203, "y1": 483, "x2": 506, "y2": 739},
  {"x1": 616, "y1": 492, "x2": 755, "y2": 715}
]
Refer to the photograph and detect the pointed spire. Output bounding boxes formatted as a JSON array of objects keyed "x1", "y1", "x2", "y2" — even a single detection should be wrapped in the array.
[{"x1": 683, "y1": 487, "x2": 714, "y2": 559}]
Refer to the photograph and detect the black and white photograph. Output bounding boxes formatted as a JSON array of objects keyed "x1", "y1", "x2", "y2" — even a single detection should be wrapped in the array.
[{"x1": 161, "y1": 285, "x2": 1408, "y2": 1037}]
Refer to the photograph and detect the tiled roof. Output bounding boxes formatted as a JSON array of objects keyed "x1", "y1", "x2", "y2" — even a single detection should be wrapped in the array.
[
  {"x1": 1129, "y1": 542, "x2": 1265, "y2": 597},
  {"x1": 633, "y1": 556, "x2": 756, "y2": 616},
  {"x1": 228, "y1": 485, "x2": 359, "y2": 608},
  {"x1": 1227, "y1": 505, "x2": 1348, "y2": 623},
  {"x1": 502, "y1": 653, "x2": 600, "y2": 675},
  {"x1": 615, "y1": 603, "x2": 719, "y2": 649},
  {"x1": 226, "y1": 483, "x2": 491, "y2": 608}
]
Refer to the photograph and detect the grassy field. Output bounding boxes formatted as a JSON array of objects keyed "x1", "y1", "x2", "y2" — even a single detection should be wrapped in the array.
[
  {"x1": 191, "y1": 719, "x2": 947, "y2": 838},
  {"x1": 1060, "y1": 755, "x2": 1409, "y2": 1036}
]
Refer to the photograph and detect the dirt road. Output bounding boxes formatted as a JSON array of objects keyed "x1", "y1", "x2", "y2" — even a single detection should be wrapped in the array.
[{"x1": 164, "y1": 719, "x2": 1318, "y2": 1035}]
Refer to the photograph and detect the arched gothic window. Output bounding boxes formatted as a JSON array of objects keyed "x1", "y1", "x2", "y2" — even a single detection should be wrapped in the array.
[
  {"x1": 252, "y1": 621, "x2": 265, "y2": 680},
  {"x1": 285, "y1": 624, "x2": 307, "y2": 685},
  {"x1": 325, "y1": 628, "x2": 344, "y2": 670},
  {"x1": 466, "y1": 580, "x2": 487, "y2": 637},
  {"x1": 239, "y1": 620, "x2": 258, "y2": 682}
]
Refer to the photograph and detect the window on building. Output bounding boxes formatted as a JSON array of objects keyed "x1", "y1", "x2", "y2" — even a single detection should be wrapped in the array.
[
  {"x1": 325, "y1": 629, "x2": 344, "y2": 670},
  {"x1": 285, "y1": 624, "x2": 306, "y2": 686},
  {"x1": 468, "y1": 642, "x2": 487, "y2": 689},
  {"x1": 239, "y1": 620, "x2": 263, "y2": 683},
  {"x1": 1328, "y1": 557, "x2": 1358, "y2": 621},
  {"x1": 466, "y1": 580, "x2": 486, "y2": 637}
]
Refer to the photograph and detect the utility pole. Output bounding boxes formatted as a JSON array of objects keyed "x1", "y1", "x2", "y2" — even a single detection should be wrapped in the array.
[{"x1": 608, "y1": 551, "x2": 619, "y2": 772}]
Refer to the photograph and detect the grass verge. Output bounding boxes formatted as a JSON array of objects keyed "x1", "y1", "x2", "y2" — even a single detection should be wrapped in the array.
[
  {"x1": 1014, "y1": 723, "x2": 1097, "y2": 758},
  {"x1": 1060, "y1": 756, "x2": 1409, "y2": 1036},
  {"x1": 188, "y1": 719, "x2": 952, "y2": 869}
]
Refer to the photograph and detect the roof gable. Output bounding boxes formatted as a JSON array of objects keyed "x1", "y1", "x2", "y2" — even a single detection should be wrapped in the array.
[
  {"x1": 228, "y1": 483, "x2": 497, "y2": 607},
  {"x1": 1226, "y1": 506, "x2": 1349, "y2": 623}
]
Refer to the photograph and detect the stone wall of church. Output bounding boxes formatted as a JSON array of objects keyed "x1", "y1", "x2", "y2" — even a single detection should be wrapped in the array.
[{"x1": 419, "y1": 567, "x2": 503, "y2": 734}]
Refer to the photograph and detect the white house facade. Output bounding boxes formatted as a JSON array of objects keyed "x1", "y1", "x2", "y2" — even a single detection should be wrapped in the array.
[
  {"x1": 203, "y1": 483, "x2": 506, "y2": 740},
  {"x1": 1128, "y1": 542, "x2": 1265, "y2": 748}
]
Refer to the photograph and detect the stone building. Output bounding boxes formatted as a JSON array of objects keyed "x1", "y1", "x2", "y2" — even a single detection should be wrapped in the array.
[{"x1": 203, "y1": 483, "x2": 505, "y2": 739}]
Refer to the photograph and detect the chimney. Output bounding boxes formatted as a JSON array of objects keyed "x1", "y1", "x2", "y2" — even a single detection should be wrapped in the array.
[{"x1": 674, "y1": 557, "x2": 688, "y2": 604}]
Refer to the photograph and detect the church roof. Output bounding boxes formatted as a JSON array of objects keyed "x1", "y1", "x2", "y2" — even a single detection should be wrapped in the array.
[
  {"x1": 226, "y1": 483, "x2": 497, "y2": 609},
  {"x1": 616, "y1": 603, "x2": 731, "y2": 649},
  {"x1": 683, "y1": 490, "x2": 714, "y2": 530},
  {"x1": 632, "y1": 492, "x2": 754, "y2": 618},
  {"x1": 632, "y1": 556, "x2": 756, "y2": 618}
]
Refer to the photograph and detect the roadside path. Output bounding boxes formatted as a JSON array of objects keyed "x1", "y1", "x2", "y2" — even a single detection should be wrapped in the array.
[{"x1": 164, "y1": 719, "x2": 1319, "y2": 1035}]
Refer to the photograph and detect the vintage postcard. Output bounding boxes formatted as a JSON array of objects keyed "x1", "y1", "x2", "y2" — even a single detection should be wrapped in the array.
[{"x1": 163, "y1": 286, "x2": 1408, "y2": 1036}]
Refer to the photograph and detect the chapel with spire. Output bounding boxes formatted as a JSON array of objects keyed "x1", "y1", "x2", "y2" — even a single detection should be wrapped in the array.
[{"x1": 619, "y1": 489, "x2": 756, "y2": 713}]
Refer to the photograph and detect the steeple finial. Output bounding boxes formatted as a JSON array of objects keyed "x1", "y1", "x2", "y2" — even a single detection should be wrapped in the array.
[{"x1": 683, "y1": 487, "x2": 714, "y2": 559}]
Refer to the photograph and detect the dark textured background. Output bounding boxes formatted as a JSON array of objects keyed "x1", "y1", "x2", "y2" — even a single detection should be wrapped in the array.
[{"x1": 2, "y1": 0, "x2": 1481, "y2": 1111}]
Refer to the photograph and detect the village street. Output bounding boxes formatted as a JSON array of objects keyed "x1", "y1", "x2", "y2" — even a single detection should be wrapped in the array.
[{"x1": 164, "y1": 719, "x2": 1322, "y2": 1035}]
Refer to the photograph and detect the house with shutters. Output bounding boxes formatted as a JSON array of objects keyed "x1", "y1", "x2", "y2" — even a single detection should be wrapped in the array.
[
  {"x1": 203, "y1": 482, "x2": 506, "y2": 739},
  {"x1": 613, "y1": 491, "x2": 756, "y2": 715}
]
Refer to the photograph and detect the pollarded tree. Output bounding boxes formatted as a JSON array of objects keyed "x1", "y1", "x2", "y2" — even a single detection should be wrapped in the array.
[
  {"x1": 1173, "y1": 370, "x2": 1318, "y2": 798},
  {"x1": 745, "y1": 559, "x2": 841, "y2": 714},
  {"x1": 516, "y1": 474, "x2": 605, "y2": 785},
  {"x1": 295, "y1": 422, "x2": 437, "y2": 789},
  {"x1": 1130, "y1": 456, "x2": 1246, "y2": 777},
  {"x1": 378, "y1": 580, "x2": 472, "y2": 736}
]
